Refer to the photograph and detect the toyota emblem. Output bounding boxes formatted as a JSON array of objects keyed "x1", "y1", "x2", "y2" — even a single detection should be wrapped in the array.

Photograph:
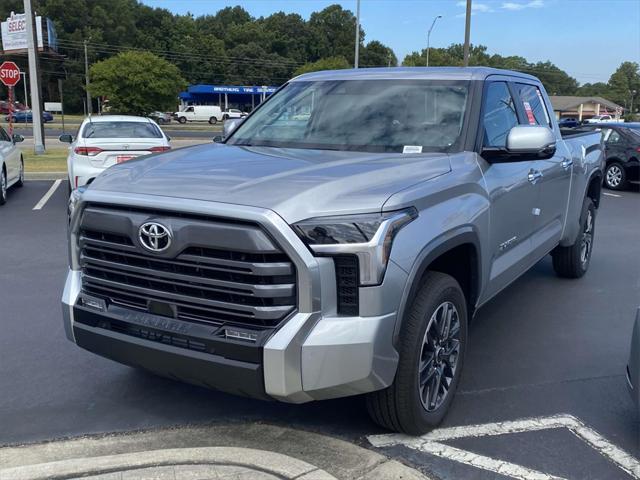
[{"x1": 139, "y1": 222, "x2": 171, "y2": 252}]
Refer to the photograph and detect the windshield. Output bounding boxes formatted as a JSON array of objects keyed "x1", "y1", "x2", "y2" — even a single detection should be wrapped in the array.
[
  {"x1": 82, "y1": 121, "x2": 163, "y2": 139},
  {"x1": 227, "y1": 80, "x2": 470, "y2": 153}
]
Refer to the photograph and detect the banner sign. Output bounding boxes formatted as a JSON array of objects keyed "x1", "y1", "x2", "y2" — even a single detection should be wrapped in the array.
[{"x1": 1, "y1": 12, "x2": 58, "y2": 53}]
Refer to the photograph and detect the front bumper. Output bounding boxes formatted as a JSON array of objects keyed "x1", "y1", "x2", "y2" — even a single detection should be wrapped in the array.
[{"x1": 62, "y1": 192, "x2": 405, "y2": 403}]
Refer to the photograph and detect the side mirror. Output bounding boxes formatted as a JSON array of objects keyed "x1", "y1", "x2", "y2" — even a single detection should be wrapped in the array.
[
  {"x1": 483, "y1": 125, "x2": 556, "y2": 161},
  {"x1": 213, "y1": 135, "x2": 224, "y2": 143},
  {"x1": 59, "y1": 134, "x2": 73, "y2": 143},
  {"x1": 223, "y1": 118, "x2": 244, "y2": 138},
  {"x1": 12, "y1": 134, "x2": 24, "y2": 143}
]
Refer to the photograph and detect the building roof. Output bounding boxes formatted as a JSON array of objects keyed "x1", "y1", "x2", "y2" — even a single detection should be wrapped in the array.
[{"x1": 549, "y1": 96, "x2": 622, "y2": 111}]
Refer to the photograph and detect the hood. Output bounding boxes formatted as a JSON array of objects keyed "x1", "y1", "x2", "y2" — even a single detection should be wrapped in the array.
[{"x1": 89, "y1": 143, "x2": 451, "y2": 222}]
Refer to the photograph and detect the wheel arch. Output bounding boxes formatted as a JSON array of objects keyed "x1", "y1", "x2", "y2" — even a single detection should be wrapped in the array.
[
  {"x1": 586, "y1": 170, "x2": 603, "y2": 208},
  {"x1": 393, "y1": 229, "x2": 481, "y2": 347}
]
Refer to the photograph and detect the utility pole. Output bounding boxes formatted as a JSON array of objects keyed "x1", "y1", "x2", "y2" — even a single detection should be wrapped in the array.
[
  {"x1": 426, "y1": 15, "x2": 442, "y2": 67},
  {"x1": 354, "y1": 0, "x2": 360, "y2": 68},
  {"x1": 463, "y1": 0, "x2": 472, "y2": 67},
  {"x1": 84, "y1": 39, "x2": 92, "y2": 115},
  {"x1": 24, "y1": 0, "x2": 44, "y2": 153},
  {"x1": 19, "y1": 72, "x2": 28, "y2": 108}
]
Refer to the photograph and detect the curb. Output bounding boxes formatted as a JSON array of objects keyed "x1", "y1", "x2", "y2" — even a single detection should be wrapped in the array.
[
  {"x1": 25, "y1": 172, "x2": 67, "y2": 181},
  {"x1": 0, "y1": 446, "x2": 336, "y2": 480},
  {"x1": 0, "y1": 423, "x2": 430, "y2": 480}
]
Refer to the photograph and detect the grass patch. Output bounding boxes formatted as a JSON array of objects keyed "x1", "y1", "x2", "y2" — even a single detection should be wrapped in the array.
[{"x1": 22, "y1": 147, "x2": 68, "y2": 172}]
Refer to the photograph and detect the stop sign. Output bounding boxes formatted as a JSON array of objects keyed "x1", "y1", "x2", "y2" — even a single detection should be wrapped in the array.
[{"x1": 0, "y1": 61, "x2": 21, "y2": 87}]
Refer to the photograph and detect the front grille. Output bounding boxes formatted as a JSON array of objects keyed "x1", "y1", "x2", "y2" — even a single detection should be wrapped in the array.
[{"x1": 78, "y1": 205, "x2": 297, "y2": 329}]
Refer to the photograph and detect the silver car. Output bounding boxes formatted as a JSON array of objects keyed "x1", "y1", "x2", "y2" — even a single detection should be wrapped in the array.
[{"x1": 0, "y1": 126, "x2": 24, "y2": 205}]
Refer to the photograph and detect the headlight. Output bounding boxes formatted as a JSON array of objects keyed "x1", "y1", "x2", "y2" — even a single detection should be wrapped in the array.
[{"x1": 292, "y1": 208, "x2": 417, "y2": 285}]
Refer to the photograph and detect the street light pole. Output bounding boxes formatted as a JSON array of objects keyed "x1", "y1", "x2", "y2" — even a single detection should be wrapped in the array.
[
  {"x1": 24, "y1": 0, "x2": 44, "y2": 154},
  {"x1": 426, "y1": 15, "x2": 442, "y2": 67},
  {"x1": 631, "y1": 90, "x2": 637, "y2": 117},
  {"x1": 84, "y1": 39, "x2": 92, "y2": 115},
  {"x1": 354, "y1": 0, "x2": 361, "y2": 68},
  {"x1": 463, "y1": 0, "x2": 472, "y2": 66}
]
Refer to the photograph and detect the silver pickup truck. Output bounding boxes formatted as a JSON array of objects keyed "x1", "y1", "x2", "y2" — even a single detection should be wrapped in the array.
[{"x1": 63, "y1": 67, "x2": 603, "y2": 434}]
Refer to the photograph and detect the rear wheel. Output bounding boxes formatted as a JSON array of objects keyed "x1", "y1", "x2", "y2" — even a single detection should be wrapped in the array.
[
  {"x1": 366, "y1": 272, "x2": 468, "y2": 434},
  {"x1": 178, "y1": 116, "x2": 187, "y2": 124},
  {"x1": 604, "y1": 162, "x2": 627, "y2": 190},
  {"x1": 552, "y1": 197, "x2": 595, "y2": 278},
  {"x1": 209, "y1": 117, "x2": 218, "y2": 125}
]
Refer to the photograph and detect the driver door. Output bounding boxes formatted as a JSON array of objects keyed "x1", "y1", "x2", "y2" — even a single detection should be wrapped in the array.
[{"x1": 477, "y1": 81, "x2": 541, "y2": 302}]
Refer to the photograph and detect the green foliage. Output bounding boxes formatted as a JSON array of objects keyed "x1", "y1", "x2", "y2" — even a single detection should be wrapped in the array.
[
  {"x1": 607, "y1": 62, "x2": 640, "y2": 110},
  {"x1": 88, "y1": 51, "x2": 187, "y2": 115},
  {"x1": 293, "y1": 57, "x2": 351, "y2": 76}
]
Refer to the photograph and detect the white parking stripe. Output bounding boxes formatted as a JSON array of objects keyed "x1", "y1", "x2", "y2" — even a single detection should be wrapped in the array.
[
  {"x1": 368, "y1": 414, "x2": 640, "y2": 480},
  {"x1": 32, "y1": 179, "x2": 62, "y2": 210},
  {"x1": 603, "y1": 192, "x2": 622, "y2": 198}
]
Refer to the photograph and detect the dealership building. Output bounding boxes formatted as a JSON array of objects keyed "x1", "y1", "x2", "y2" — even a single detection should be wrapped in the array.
[{"x1": 178, "y1": 84, "x2": 278, "y2": 112}]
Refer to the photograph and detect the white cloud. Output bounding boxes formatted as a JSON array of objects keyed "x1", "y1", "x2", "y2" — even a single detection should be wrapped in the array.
[
  {"x1": 456, "y1": 1, "x2": 493, "y2": 13},
  {"x1": 501, "y1": 0, "x2": 545, "y2": 11}
]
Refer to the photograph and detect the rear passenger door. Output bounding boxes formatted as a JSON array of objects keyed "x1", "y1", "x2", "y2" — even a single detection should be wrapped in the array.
[
  {"x1": 478, "y1": 81, "x2": 540, "y2": 301},
  {"x1": 0, "y1": 127, "x2": 17, "y2": 182},
  {"x1": 514, "y1": 83, "x2": 572, "y2": 253}
]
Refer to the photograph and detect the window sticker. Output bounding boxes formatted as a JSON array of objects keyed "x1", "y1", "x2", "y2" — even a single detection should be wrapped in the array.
[
  {"x1": 523, "y1": 101, "x2": 536, "y2": 125},
  {"x1": 403, "y1": 145, "x2": 423, "y2": 154}
]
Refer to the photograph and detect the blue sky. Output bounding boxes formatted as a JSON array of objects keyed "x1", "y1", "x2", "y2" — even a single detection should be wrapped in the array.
[{"x1": 142, "y1": 0, "x2": 640, "y2": 84}]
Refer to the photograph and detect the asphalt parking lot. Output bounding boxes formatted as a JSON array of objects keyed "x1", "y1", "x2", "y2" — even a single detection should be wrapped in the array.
[{"x1": 0, "y1": 181, "x2": 638, "y2": 480}]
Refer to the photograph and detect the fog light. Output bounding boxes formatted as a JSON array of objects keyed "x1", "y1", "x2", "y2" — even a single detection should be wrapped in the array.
[{"x1": 225, "y1": 328, "x2": 258, "y2": 342}]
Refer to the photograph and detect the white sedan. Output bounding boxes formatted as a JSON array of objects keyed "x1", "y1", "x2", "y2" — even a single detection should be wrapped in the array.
[
  {"x1": 223, "y1": 109, "x2": 248, "y2": 120},
  {"x1": 60, "y1": 115, "x2": 171, "y2": 191},
  {"x1": 0, "y1": 126, "x2": 25, "y2": 205}
]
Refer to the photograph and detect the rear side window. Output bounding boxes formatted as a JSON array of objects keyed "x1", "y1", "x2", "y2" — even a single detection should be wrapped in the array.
[
  {"x1": 82, "y1": 121, "x2": 163, "y2": 139},
  {"x1": 517, "y1": 84, "x2": 551, "y2": 128},
  {"x1": 0, "y1": 127, "x2": 10, "y2": 142},
  {"x1": 482, "y1": 82, "x2": 519, "y2": 148}
]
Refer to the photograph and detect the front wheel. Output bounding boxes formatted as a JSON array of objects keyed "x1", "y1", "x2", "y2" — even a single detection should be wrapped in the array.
[
  {"x1": 366, "y1": 271, "x2": 468, "y2": 434},
  {"x1": 16, "y1": 158, "x2": 24, "y2": 187},
  {"x1": 208, "y1": 117, "x2": 218, "y2": 125},
  {"x1": 178, "y1": 117, "x2": 187, "y2": 124},
  {"x1": 552, "y1": 197, "x2": 595, "y2": 278},
  {"x1": 0, "y1": 168, "x2": 7, "y2": 205},
  {"x1": 604, "y1": 162, "x2": 627, "y2": 190}
]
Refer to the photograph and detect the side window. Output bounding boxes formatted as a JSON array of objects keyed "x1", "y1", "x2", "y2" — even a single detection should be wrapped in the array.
[
  {"x1": 516, "y1": 84, "x2": 551, "y2": 127},
  {"x1": 185, "y1": 107, "x2": 194, "y2": 113},
  {"x1": 607, "y1": 130, "x2": 621, "y2": 143},
  {"x1": 0, "y1": 127, "x2": 10, "y2": 142},
  {"x1": 482, "y1": 82, "x2": 519, "y2": 148}
]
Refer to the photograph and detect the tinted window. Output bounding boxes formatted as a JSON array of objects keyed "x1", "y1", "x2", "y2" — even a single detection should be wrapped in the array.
[
  {"x1": 0, "y1": 127, "x2": 10, "y2": 142},
  {"x1": 82, "y1": 122, "x2": 163, "y2": 139},
  {"x1": 229, "y1": 80, "x2": 470, "y2": 153},
  {"x1": 482, "y1": 82, "x2": 519, "y2": 148},
  {"x1": 517, "y1": 84, "x2": 550, "y2": 127}
]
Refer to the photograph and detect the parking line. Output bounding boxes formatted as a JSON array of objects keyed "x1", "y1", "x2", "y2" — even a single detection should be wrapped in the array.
[
  {"x1": 33, "y1": 179, "x2": 62, "y2": 211},
  {"x1": 603, "y1": 192, "x2": 622, "y2": 198}
]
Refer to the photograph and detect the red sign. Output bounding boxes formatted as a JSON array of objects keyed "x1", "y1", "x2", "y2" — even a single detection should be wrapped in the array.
[{"x1": 0, "y1": 61, "x2": 21, "y2": 87}]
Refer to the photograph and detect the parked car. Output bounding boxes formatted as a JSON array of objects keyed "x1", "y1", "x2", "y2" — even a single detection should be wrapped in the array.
[
  {"x1": 0, "y1": 101, "x2": 26, "y2": 114},
  {"x1": 558, "y1": 117, "x2": 580, "y2": 128},
  {"x1": 223, "y1": 108, "x2": 248, "y2": 120},
  {"x1": 583, "y1": 114, "x2": 617, "y2": 124},
  {"x1": 0, "y1": 126, "x2": 24, "y2": 205},
  {"x1": 174, "y1": 105, "x2": 223, "y2": 124},
  {"x1": 582, "y1": 124, "x2": 640, "y2": 190},
  {"x1": 628, "y1": 308, "x2": 640, "y2": 416},
  {"x1": 60, "y1": 115, "x2": 171, "y2": 191},
  {"x1": 5, "y1": 110, "x2": 54, "y2": 123},
  {"x1": 63, "y1": 67, "x2": 604, "y2": 435},
  {"x1": 148, "y1": 111, "x2": 172, "y2": 125}
]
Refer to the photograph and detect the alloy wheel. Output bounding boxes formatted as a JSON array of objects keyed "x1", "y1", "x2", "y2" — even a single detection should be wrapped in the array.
[
  {"x1": 580, "y1": 209, "x2": 593, "y2": 266},
  {"x1": 418, "y1": 301, "x2": 461, "y2": 412},
  {"x1": 606, "y1": 165, "x2": 622, "y2": 188},
  {"x1": 1, "y1": 170, "x2": 6, "y2": 201}
]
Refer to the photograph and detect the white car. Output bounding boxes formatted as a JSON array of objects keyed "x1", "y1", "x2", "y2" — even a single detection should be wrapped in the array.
[
  {"x1": 223, "y1": 109, "x2": 248, "y2": 120},
  {"x1": 174, "y1": 105, "x2": 224, "y2": 124},
  {"x1": 60, "y1": 115, "x2": 171, "y2": 191},
  {"x1": 0, "y1": 126, "x2": 24, "y2": 205},
  {"x1": 583, "y1": 114, "x2": 617, "y2": 124}
]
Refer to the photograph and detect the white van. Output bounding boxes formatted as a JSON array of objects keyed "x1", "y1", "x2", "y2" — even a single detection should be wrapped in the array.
[{"x1": 174, "y1": 105, "x2": 224, "y2": 124}]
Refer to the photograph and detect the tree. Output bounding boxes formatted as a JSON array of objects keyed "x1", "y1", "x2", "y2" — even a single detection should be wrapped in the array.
[
  {"x1": 608, "y1": 61, "x2": 640, "y2": 110},
  {"x1": 360, "y1": 41, "x2": 397, "y2": 67},
  {"x1": 308, "y1": 5, "x2": 363, "y2": 65},
  {"x1": 88, "y1": 51, "x2": 187, "y2": 114},
  {"x1": 293, "y1": 56, "x2": 350, "y2": 76}
]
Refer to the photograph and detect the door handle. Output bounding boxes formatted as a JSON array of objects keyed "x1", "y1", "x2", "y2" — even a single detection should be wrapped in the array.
[
  {"x1": 561, "y1": 158, "x2": 573, "y2": 169},
  {"x1": 528, "y1": 170, "x2": 543, "y2": 184}
]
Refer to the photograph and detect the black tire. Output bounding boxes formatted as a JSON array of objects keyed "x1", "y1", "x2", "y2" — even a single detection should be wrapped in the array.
[
  {"x1": 552, "y1": 197, "x2": 595, "y2": 279},
  {"x1": 604, "y1": 162, "x2": 627, "y2": 190},
  {"x1": 223, "y1": 114, "x2": 229, "y2": 120},
  {"x1": 0, "y1": 167, "x2": 7, "y2": 205},
  {"x1": 178, "y1": 116, "x2": 187, "y2": 124},
  {"x1": 208, "y1": 116, "x2": 218, "y2": 125},
  {"x1": 16, "y1": 158, "x2": 24, "y2": 187},
  {"x1": 366, "y1": 271, "x2": 468, "y2": 434}
]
